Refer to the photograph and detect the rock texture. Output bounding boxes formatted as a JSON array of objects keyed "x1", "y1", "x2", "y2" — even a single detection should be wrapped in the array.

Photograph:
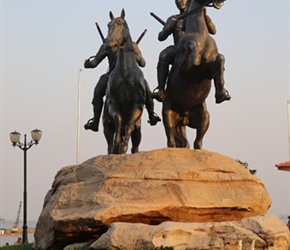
[
  {"x1": 90, "y1": 215, "x2": 290, "y2": 250},
  {"x1": 34, "y1": 148, "x2": 272, "y2": 249}
]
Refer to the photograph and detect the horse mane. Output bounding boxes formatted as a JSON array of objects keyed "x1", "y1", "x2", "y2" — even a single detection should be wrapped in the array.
[
  {"x1": 123, "y1": 20, "x2": 133, "y2": 46},
  {"x1": 185, "y1": 1, "x2": 207, "y2": 35}
]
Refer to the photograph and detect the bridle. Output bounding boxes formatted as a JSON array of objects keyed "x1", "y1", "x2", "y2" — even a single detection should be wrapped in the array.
[
  {"x1": 180, "y1": 0, "x2": 226, "y2": 20},
  {"x1": 107, "y1": 19, "x2": 134, "y2": 51},
  {"x1": 209, "y1": 0, "x2": 226, "y2": 9}
]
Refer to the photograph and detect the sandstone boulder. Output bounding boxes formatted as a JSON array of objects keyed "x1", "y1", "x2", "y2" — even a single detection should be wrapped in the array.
[
  {"x1": 90, "y1": 215, "x2": 289, "y2": 250},
  {"x1": 34, "y1": 148, "x2": 271, "y2": 249}
]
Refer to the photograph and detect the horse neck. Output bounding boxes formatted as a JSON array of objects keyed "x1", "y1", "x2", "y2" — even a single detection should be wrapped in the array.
[
  {"x1": 185, "y1": 3, "x2": 208, "y2": 36},
  {"x1": 116, "y1": 34, "x2": 136, "y2": 71}
]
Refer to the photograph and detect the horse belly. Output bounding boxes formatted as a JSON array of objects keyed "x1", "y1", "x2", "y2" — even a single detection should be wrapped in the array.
[
  {"x1": 123, "y1": 77, "x2": 145, "y2": 103},
  {"x1": 168, "y1": 77, "x2": 211, "y2": 109}
]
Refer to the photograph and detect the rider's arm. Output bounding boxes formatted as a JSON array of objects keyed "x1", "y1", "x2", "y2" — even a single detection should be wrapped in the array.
[
  {"x1": 158, "y1": 16, "x2": 176, "y2": 42},
  {"x1": 133, "y1": 42, "x2": 146, "y2": 67},
  {"x1": 84, "y1": 43, "x2": 107, "y2": 68}
]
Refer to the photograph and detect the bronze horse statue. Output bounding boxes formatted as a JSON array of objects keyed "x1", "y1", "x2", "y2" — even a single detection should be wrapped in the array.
[
  {"x1": 103, "y1": 9, "x2": 146, "y2": 154},
  {"x1": 162, "y1": 0, "x2": 229, "y2": 149}
]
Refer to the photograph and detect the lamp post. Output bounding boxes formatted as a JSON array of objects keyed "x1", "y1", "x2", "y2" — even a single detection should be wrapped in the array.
[{"x1": 9, "y1": 129, "x2": 42, "y2": 244}]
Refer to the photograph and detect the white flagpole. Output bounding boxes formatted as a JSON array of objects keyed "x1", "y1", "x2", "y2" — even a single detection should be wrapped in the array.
[
  {"x1": 287, "y1": 100, "x2": 290, "y2": 160},
  {"x1": 76, "y1": 69, "x2": 82, "y2": 165}
]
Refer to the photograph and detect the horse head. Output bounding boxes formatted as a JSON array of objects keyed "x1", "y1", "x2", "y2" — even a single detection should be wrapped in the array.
[
  {"x1": 177, "y1": 0, "x2": 225, "y2": 72},
  {"x1": 106, "y1": 9, "x2": 132, "y2": 51},
  {"x1": 211, "y1": 0, "x2": 226, "y2": 9},
  {"x1": 186, "y1": 0, "x2": 226, "y2": 13},
  {"x1": 193, "y1": 0, "x2": 226, "y2": 9},
  {"x1": 176, "y1": 36, "x2": 203, "y2": 73}
]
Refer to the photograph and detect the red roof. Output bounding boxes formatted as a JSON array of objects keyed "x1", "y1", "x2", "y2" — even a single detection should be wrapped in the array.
[{"x1": 275, "y1": 161, "x2": 290, "y2": 171}]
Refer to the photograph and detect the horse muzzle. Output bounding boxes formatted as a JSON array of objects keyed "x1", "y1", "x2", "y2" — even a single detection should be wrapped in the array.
[
  {"x1": 212, "y1": 0, "x2": 226, "y2": 9},
  {"x1": 188, "y1": 42, "x2": 202, "y2": 66}
]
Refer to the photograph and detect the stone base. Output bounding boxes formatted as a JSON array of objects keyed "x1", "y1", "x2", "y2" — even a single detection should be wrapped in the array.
[
  {"x1": 90, "y1": 215, "x2": 290, "y2": 250},
  {"x1": 34, "y1": 148, "x2": 274, "y2": 249}
]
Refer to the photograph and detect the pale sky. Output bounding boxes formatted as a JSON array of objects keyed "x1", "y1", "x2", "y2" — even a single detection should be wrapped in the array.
[{"x1": 1, "y1": 0, "x2": 289, "y2": 222}]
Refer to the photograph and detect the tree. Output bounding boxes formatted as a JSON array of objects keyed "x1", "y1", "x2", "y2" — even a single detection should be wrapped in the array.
[{"x1": 235, "y1": 159, "x2": 257, "y2": 175}]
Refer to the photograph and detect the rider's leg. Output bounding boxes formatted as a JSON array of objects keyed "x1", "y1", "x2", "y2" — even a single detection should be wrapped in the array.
[
  {"x1": 84, "y1": 73, "x2": 109, "y2": 131},
  {"x1": 153, "y1": 46, "x2": 175, "y2": 102},
  {"x1": 144, "y1": 79, "x2": 161, "y2": 126},
  {"x1": 214, "y1": 54, "x2": 231, "y2": 104}
]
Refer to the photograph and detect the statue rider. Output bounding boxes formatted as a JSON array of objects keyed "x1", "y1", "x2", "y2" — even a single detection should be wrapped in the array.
[
  {"x1": 153, "y1": 0, "x2": 231, "y2": 104},
  {"x1": 84, "y1": 33, "x2": 161, "y2": 132}
]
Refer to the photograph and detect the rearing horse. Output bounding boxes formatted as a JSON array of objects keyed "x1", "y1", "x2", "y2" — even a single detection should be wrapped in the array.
[
  {"x1": 163, "y1": 0, "x2": 228, "y2": 149},
  {"x1": 103, "y1": 9, "x2": 146, "y2": 154}
]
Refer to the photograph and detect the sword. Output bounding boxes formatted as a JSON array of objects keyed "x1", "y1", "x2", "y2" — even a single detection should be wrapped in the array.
[
  {"x1": 85, "y1": 22, "x2": 105, "y2": 62},
  {"x1": 136, "y1": 29, "x2": 147, "y2": 44},
  {"x1": 95, "y1": 22, "x2": 105, "y2": 43},
  {"x1": 150, "y1": 12, "x2": 165, "y2": 26}
]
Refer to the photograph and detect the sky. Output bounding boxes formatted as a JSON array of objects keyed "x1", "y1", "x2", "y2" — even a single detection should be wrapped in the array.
[{"x1": 0, "y1": 0, "x2": 289, "y2": 222}]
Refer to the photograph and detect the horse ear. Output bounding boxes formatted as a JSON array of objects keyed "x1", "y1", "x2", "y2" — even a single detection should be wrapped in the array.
[
  {"x1": 109, "y1": 11, "x2": 114, "y2": 20},
  {"x1": 121, "y1": 9, "x2": 125, "y2": 19}
]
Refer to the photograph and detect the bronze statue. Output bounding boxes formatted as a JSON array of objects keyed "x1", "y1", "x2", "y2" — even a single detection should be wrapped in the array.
[
  {"x1": 156, "y1": 0, "x2": 230, "y2": 149},
  {"x1": 103, "y1": 9, "x2": 158, "y2": 154},
  {"x1": 84, "y1": 17, "x2": 160, "y2": 133},
  {"x1": 153, "y1": 0, "x2": 230, "y2": 104}
]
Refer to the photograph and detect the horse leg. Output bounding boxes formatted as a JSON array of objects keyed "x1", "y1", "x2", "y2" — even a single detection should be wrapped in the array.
[
  {"x1": 103, "y1": 122, "x2": 114, "y2": 154},
  {"x1": 189, "y1": 103, "x2": 209, "y2": 149},
  {"x1": 130, "y1": 119, "x2": 141, "y2": 154},
  {"x1": 112, "y1": 113, "x2": 123, "y2": 154},
  {"x1": 102, "y1": 103, "x2": 115, "y2": 154},
  {"x1": 175, "y1": 125, "x2": 190, "y2": 148},
  {"x1": 214, "y1": 54, "x2": 231, "y2": 104},
  {"x1": 123, "y1": 108, "x2": 142, "y2": 154},
  {"x1": 108, "y1": 105, "x2": 123, "y2": 154},
  {"x1": 163, "y1": 104, "x2": 180, "y2": 148},
  {"x1": 131, "y1": 124, "x2": 141, "y2": 154}
]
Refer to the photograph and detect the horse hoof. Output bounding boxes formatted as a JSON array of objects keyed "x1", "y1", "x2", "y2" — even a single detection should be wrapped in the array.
[
  {"x1": 112, "y1": 148, "x2": 120, "y2": 154},
  {"x1": 121, "y1": 145, "x2": 128, "y2": 154},
  {"x1": 194, "y1": 141, "x2": 202, "y2": 149},
  {"x1": 131, "y1": 147, "x2": 139, "y2": 154}
]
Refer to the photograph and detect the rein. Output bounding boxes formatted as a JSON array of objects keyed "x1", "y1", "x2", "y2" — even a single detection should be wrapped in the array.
[{"x1": 117, "y1": 45, "x2": 134, "y2": 51}]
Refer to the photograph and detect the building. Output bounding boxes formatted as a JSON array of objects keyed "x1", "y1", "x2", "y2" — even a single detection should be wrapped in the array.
[{"x1": 275, "y1": 161, "x2": 290, "y2": 171}]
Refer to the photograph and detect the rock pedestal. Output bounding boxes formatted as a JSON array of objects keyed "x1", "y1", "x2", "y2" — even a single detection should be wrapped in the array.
[
  {"x1": 33, "y1": 149, "x2": 289, "y2": 250},
  {"x1": 90, "y1": 215, "x2": 289, "y2": 250}
]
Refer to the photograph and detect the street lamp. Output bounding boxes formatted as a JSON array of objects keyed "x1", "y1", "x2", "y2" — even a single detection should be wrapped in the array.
[{"x1": 9, "y1": 129, "x2": 42, "y2": 244}]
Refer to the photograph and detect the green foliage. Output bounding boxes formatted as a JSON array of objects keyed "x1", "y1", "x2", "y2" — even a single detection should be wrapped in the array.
[
  {"x1": 76, "y1": 244, "x2": 91, "y2": 250},
  {"x1": 138, "y1": 246, "x2": 174, "y2": 250},
  {"x1": 0, "y1": 244, "x2": 73, "y2": 250},
  {"x1": 208, "y1": 243, "x2": 215, "y2": 247},
  {"x1": 0, "y1": 244, "x2": 33, "y2": 250},
  {"x1": 0, "y1": 243, "x2": 176, "y2": 250},
  {"x1": 235, "y1": 159, "x2": 257, "y2": 175},
  {"x1": 155, "y1": 247, "x2": 174, "y2": 250}
]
